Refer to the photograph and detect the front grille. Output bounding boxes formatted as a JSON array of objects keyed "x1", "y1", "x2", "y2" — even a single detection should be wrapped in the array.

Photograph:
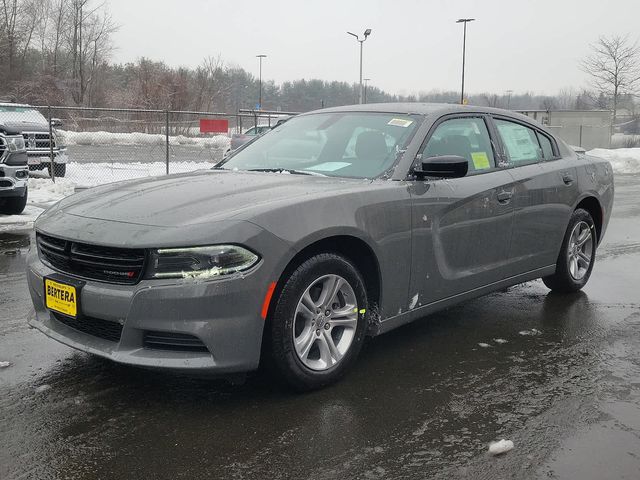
[
  {"x1": 22, "y1": 132, "x2": 56, "y2": 150},
  {"x1": 37, "y1": 233, "x2": 146, "y2": 284},
  {"x1": 144, "y1": 331, "x2": 209, "y2": 353},
  {"x1": 51, "y1": 311, "x2": 123, "y2": 342}
]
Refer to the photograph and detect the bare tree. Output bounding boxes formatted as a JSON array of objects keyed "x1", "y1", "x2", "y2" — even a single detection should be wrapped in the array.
[
  {"x1": 481, "y1": 93, "x2": 500, "y2": 107},
  {"x1": 582, "y1": 35, "x2": 640, "y2": 124}
]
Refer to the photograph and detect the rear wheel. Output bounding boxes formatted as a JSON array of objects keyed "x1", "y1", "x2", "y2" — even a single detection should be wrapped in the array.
[
  {"x1": 48, "y1": 163, "x2": 66, "y2": 177},
  {"x1": 269, "y1": 253, "x2": 368, "y2": 391},
  {"x1": 543, "y1": 208, "x2": 596, "y2": 292},
  {"x1": 0, "y1": 187, "x2": 28, "y2": 215}
]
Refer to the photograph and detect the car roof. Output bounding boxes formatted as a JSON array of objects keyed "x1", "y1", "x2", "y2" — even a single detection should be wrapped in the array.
[{"x1": 305, "y1": 102, "x2": 536, "y2": 124}]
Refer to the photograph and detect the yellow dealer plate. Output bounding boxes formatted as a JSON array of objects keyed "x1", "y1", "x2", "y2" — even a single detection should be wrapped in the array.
[{"x1": 44, "y1": 278, "x2": 78, "y2": 318}]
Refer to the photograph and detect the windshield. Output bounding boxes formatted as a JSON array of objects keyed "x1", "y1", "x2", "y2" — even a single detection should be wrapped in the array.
[
  {"x1": 0, "y1": 106, "x2": 48, "y2": 124},
  {"x1": 220, "y1": 112, "x2": 421, "y2": 178}
]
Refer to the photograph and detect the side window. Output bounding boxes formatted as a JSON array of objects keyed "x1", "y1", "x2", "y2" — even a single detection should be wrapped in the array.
[
  {"x1": 494, "y1": 119, "x2": 542, "y2": 165},
  {"x1": 422, "y1": 117, "x2": 495, "y2": 173},
  {"x1": 537, "y1": 132, "x2": 555, "y2": 160}
]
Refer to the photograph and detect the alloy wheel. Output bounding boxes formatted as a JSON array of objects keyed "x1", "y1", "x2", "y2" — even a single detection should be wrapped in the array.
[
  {"x1": 292, "y1": 274, "x2": 358, "y2": 371},
  {"x1": 567, "y1": 221, "x2": 593, "y2": 280}
]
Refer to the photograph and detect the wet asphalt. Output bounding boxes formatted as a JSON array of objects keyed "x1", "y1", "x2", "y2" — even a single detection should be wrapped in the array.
[{"x1": 1, "y1": 176, "x2": 639, "y2": 480}]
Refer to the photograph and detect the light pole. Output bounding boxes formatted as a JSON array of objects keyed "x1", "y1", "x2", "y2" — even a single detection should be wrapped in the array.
[
  {"x1": 456, "y1": 18, "x2": 475, "y2": 105},
  {"x1": 363, "y1": 78, "x2": 371, "y2": 103},
  {"x1": 256, "y1": 54, "x2": 267, "y2": 110},
  {"x1": 347, "y1": 29, "x2": 372, "y2": 104},
  {"x1": 506, "y1": 89, "x2": 513, "y2": 109}
]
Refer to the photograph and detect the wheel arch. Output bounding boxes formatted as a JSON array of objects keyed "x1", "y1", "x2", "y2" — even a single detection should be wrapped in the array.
[
  {"x1": 261, "y1": 233, "x2": 383, "y2": 357},
  {"x1": 575, "y1": 195, "x2": 603, "y2": 243}
]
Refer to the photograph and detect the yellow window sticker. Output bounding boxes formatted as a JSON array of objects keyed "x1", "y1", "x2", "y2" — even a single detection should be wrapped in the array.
[
  {"x1": 471, "y1": 151, "x2": 491, "y2": 170},
  {"x1": 387, "y1": 118, "x2": 413, "y2": 128}
]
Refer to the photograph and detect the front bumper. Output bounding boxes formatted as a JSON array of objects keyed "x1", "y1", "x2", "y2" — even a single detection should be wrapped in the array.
[
  {"x1": 27, "y1": 149, "x2": 68, "y2": 166},
  {"x1": 0, "y1": 165, "x2": 28, "y2": 197},
  {"x1": 26, "y1": 247, "x2": 270, "y2": 374}
]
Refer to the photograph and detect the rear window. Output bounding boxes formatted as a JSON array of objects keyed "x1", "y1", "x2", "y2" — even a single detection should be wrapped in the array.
[{"x1": 494, "y1": 119, "x2": 542, "y2": 165}]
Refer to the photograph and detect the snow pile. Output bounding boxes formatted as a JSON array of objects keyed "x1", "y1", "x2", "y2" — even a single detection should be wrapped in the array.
[
  {"x1": 0, "y1": 361, "x2": 11, "y2": 368},
  {"x1": 58, "y1": 130, "x2": 230, "y2": 150},
  {"x1": 28, "y1": 177, "x2": 76, "y2": 206},
  {"x1": 489, "y1": 439, "x2": 514, "y2": 455},
  {"x1": 588, "y1": 148, "x2": 640, "y2": 174}
]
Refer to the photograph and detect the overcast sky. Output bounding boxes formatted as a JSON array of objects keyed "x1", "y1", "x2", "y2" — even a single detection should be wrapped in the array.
[{"x1": 106, "y1": 0, "x2": 640, "y2": 96}]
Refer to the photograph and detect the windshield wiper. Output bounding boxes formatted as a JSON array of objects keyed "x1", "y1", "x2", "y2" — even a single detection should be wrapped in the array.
[{"x1": 246, "y1": 168, "x2": 325, "y2": 176}]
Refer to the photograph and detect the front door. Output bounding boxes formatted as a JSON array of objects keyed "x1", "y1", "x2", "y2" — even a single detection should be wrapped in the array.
[{"x1": 409, "y1": 115, "x2": 516, "y2": 308}]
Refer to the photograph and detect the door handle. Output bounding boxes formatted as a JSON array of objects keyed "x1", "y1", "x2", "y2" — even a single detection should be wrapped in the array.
[
  {"x1": 562, "y1": 173, "x2": 574, "y2": 185},
  {"x1": 497, "y1": 190, "x2": 513, "y2": 203}
]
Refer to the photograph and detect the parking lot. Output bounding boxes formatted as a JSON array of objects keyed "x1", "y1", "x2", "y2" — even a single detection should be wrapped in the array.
[{"x1": 1, "y1": 173, "x2": 639, "y2": 480}]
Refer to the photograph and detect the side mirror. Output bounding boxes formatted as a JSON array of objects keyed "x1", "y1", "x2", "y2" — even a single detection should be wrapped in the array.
[
  {"x1": 50, "y1": 118, "x2": 63, "y2": 128},
  {"x1": 414, "y1": 155, "x2": 468, "y2": 179}
]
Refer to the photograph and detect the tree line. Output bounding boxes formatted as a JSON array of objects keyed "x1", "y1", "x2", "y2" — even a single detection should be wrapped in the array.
[{"x1": 1, "y1": 0, "x2": 638, "y2": 132}]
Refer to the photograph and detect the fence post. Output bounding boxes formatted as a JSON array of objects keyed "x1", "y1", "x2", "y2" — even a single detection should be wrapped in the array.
[
  {"x1": 579, "y1": 124, "x2": 583, "y2": 147},
  {"x1": 48, "y1": 105, "x2": 55, "y2": 183},
  {"x1": 165, "y1": 110, "x2": 170, "y2": 175}
]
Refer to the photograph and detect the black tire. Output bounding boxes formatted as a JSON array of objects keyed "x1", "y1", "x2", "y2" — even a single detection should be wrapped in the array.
[
  {"x1": 48, "y1": 163, "x2": 66, "y2": 177},
  {"x1": 269, "y1": 253, "x2": 368, "y2": 391},
  {"x1": 542, "y1": 208, "x2": 597, "y2": 293},
  {"x1": 0, "y1": 187, "x2": 28, "y2": 215}
]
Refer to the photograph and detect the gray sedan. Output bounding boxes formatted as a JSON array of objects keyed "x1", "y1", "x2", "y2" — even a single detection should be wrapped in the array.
[{"x1": 26, "y1": 103, "x2": 614, "y2": 390}]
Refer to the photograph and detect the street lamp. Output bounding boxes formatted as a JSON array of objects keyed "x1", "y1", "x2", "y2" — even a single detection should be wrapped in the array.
[
  {"x1": 456, "y1": 18, "x2": 475, "y2": 105},
  {"x1": 347, "y1": 28, "x2": 372, "y2": 104},
  {"x1": 363, "y1": 78, "x2": 371, "y2": 103},
  {"x1": 256, "y1": 54, "x2": 267, "y2": 110}
]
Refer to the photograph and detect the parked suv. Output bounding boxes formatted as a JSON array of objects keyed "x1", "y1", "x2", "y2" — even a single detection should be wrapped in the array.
[
  {"x1": 0, "y1": 103, "x2": 68, "y2": 177},
  {"x1": 0, "y1": 124, "x2": 29, "y2": 215}
]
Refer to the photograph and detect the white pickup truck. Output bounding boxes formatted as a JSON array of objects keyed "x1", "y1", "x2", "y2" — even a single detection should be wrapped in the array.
[
  {"x1": 0, "y1": 124, "x2": 29, "y2": 215},
  {"x1": 0, "y1": 103, "x2": 68, "y2": 177}
]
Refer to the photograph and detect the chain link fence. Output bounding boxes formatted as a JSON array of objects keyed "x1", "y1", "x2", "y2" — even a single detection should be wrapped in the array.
[{"x1": 0, "y1": 103, "x2": 296, "y2": 188}]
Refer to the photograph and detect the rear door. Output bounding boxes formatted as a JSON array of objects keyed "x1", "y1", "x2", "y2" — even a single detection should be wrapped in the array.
[
  {"x1": 490, "y1": 116, "x2": 579, "y2": 276},
  {"x1": 408, "y1": 115, "x2": 516, "y2": 306}
]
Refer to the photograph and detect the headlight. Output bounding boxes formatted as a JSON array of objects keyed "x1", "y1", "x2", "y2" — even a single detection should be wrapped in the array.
[
  {"x1": 6, "y1": 135, "x2": 25, "y2": 152},
  {"x1": 146, "y1": 245, "x2": 259, "y2": 279}
]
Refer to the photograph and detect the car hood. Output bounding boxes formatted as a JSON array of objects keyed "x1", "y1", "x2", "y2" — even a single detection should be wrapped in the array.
[
  {"x1": 45, "y1": 169, "x2": 369, "y2": 227},
  {"x1": 1, "y1": 120, "x2": 49, "y2": 132}
]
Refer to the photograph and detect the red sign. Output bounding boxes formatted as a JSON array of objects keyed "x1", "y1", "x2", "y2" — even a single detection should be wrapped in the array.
[{"x1": 199, "y1": 118, "x2": 228, "y2": 134}]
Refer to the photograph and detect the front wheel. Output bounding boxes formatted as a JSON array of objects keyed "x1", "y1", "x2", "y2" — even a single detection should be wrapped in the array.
[
  {"x1": 543, "y1": 208, "x2": 596, "y2": 292},
  {"x1": 269, "y1": 253, "x2": 368, "y2": 391}
]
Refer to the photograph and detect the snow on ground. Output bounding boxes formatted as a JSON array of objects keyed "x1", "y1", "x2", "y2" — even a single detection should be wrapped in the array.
[
  {"x1": 58, "y1": 130, "x2": 230, "y2": 150},
  {"x1": 588, "y1": 148, "x2": 640, "y2": 175},
  {"x1": 61, "y1": 161, "x2": 214, "y2": 188},
  {"x1": 0, "y1": 206, "x2": 46, "y2": 233}
]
